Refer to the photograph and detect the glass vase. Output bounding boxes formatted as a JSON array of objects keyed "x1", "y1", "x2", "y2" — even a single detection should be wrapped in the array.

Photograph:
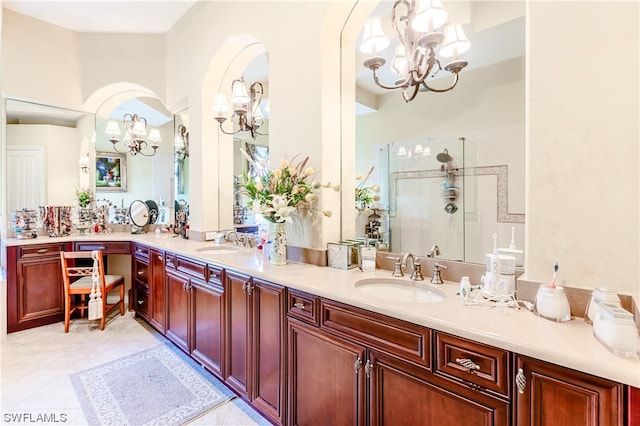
[{"x1": 269, "y1": 221, "x2": 287, "y2": 265}]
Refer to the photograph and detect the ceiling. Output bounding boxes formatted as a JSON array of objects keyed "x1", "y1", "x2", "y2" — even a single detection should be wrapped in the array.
[
  {"x1": 2, "y1": 0, "x2": 197, "y2": 33},
  {"x1": 3, "y1": 1, "x2": 524, "y2": 118}
]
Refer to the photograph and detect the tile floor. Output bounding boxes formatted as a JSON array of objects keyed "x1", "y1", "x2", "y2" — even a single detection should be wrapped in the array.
[{"x1": 0, "y1": 310, "x2": 268, "y2": 426}]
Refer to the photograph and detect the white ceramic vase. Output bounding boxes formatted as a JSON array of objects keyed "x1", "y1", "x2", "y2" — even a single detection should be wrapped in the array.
[{"x1": 269, "y1": 221, "x2": 287, "y2": 265}]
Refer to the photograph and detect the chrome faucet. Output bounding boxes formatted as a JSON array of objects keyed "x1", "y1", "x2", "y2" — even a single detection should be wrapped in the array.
[
  {"x1": 427, "y1": 244, "x2": 440, "y2": 258},
  {"x1": 227, "y1": 231, "x2": 239, "y2": 245},
  {"x1": 401, "y1": 253, "x2": 424, "y2": 281}
]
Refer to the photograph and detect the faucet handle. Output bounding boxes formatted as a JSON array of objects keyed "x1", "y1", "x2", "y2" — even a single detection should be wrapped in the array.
[
  {"x1": 434, "y1": 262, "x2": 447, "y2": 271},
  {"x1": 386, "y1": 256, "x2": 404, "y2": 277},
  {"x1": 431, "y1": 262, "x2": 447, "y2": 284}
]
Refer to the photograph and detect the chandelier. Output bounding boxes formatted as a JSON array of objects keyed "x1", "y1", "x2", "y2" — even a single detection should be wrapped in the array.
[
  {"x1": 105, "y1": 113, "x2": 162, "y2": 157},
  {"x1": 212, "y1": 77, "x2": 268, "y2": 140},
  {"x1": 360, "y1": 0, "x2": 471, "y2": 102},
  {"x1": 174, "y1": 124, "x2": 189, "y2": 160}
]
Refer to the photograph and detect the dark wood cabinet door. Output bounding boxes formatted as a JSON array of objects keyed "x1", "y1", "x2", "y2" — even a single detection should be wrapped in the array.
[
  {"x1": 251, "y1": 278, "x2": 285, "y2": 425},
  {"x1": 132, "y1": 255, "x2": 149, "y2": 320},
  {"x1": 287, "y1": 319, "x2": 366, "y2": 426},
  {"x1": 515, "y1": 355, "x2": 624, "y2": 426},
  {"x1": 225, "y1": 270, "x2": 252, "y2": 398},
  {"x1": 369, "y1": 350, "x2": 509, "y2": 426},
  {"x1": 165, "y1": 269, "x2": 191, "y2": 353},
  {"x1": 191, "y1": 278, "x2": 225, "y2": 378},
  {"x1": 16, "y1": 257, "x2": 64, "y2": 323},
  {"x1": 149, "y1": 249, "x2": 165, "y2": 332}
]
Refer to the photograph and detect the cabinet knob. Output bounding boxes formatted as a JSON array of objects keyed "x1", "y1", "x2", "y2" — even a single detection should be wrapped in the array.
[
  {"x1": 137, "y1": 300, "x2": 144, "y2": 305},
  {"x1": 294, "y1": 302, "x2": 305, "y2": 310},
  {"x1": 456, "y1": 358, "x2": 480, "y2": 372},
  {"x1": 516, "y1": 368, "x2": 527, "y2": 394},
  {"x1": 158, "y1": 255, "x2": 163, "y2": 261},
  {"x1": 137, "y1": 271, "x2": 144, "y2": 276}
]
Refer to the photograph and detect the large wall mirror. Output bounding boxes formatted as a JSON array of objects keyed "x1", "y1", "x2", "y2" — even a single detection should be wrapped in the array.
[
  {"x1": 5, "y1": 98, "x2": 95, "y2": 214},
  {"x1": 229, "y1": 51, "x2": 269, "y2": 230},
  {"x1": 95, "y1": 96, "x2": 174, "y2": 223},
  {"x1": 348, "y1": 0, "x2": 526, "y2": 265},
  {"x1": 174, "y1": 109, "x2": 189, "y2": 228}
]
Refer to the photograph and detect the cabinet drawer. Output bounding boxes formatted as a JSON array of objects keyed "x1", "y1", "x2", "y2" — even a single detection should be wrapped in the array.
[
  {"x1": 73, "y1": 241, "x2": 131, "y2": 254},
  {"x1": 165, "y1": 252, "x2": 177, "y2": 269},
  {"x1": 134, "y1": 283, "x2": 150, "y2": 319},
  {"x1": 176, "y1": 256, "x2": 207, "y2": 281},
  {"x1": 132, "y1": 243, "x2": 149, "y2": 259},
  {"x1": 19, "y1": 243, "x2": 65, "y2": 259},
  {"x1": 134, "y1": 258, "x2": 149, "y2": 285},
  {"x1": 287, "y1": 289, "x2": 319, "y2": 326},
  {"x1": 435, "y1": 332, "x2": 511, "y2": 397},
  {"x1": 207, "y1": 265, "x2": 223, "y2": 285},
  {"x1": 321, "y1": 300, "x2": 431, "y2": 369}
]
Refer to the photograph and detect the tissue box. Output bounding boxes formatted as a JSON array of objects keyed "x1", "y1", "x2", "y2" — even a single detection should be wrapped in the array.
[{"x1": 327, "y1": 242, "x2": 359, "y2": 270}]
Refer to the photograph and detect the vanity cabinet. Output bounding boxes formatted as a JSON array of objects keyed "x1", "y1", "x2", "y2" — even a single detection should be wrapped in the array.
[
  {"x1": 225, "y1": 270, "x2": 285, "y2": 425},
  {"x1": 514, "y1": 355, "x2": 624, "y2": 425},
  {"x1": 132, "y1": 243, "x2": 165, "y2": 331},
  {"x1": 287, "y1": 297, "x2": 510, "y2": 426},
  {"x1": 164, "y1": 255, "x2": 225, "y2": 378},
  {"x1": 6, "y1": 242, "x2": 68, "y2": 332}
]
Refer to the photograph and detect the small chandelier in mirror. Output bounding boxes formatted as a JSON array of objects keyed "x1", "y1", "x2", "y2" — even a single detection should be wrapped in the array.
[
  {"x1": 175, "y1": 124, "x2": 189, "y2": 161},
  {"x1": 361, "y1": 0, "x2": 470, "y2": 103},
  {"x1": 212, "y1": 77, "x2": 268, "y2": 140},
  {"x1": 105, "y1": 113, "x2": 162, "y2": 157}
]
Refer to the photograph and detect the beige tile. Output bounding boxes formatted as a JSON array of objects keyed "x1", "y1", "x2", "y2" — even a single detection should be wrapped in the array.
[{"x1": 1, "y1": 312, "x2": 266, "y2": 425}]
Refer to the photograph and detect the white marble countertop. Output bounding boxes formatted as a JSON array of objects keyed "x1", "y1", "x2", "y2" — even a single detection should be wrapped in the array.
[{"x1": 4, "y1": 232, "x2": 640, "y2": 388}]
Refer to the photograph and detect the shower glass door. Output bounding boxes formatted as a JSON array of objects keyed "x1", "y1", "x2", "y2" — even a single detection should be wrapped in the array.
[{"x1": 381, "y1": 137, "x2": 465, "y2": 260}]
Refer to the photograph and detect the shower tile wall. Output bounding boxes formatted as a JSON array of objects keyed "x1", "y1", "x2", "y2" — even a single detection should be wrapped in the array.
[{"x1": 365, "y1": 123, "x2": 525, "y2": 265}]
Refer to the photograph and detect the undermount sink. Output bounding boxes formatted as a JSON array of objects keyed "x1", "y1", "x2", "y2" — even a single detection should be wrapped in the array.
[
  {"x1": 354, "y1": 277, "x2": 446, "y2": 304},
  {"x1": 195, "y1": 245, "x2": 239, "y2": 255}
]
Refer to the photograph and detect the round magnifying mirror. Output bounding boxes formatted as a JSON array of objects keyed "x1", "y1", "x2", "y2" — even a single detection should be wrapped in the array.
[{"x1": 129, "y1": 200, "x2": 150, "y2": 234}]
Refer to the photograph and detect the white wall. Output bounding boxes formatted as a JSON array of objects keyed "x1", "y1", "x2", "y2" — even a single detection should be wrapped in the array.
[{"x1": 526, "y1": 1, "x2": 639, "y2": 293}]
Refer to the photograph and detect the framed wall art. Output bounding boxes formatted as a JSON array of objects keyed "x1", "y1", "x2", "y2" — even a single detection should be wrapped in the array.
[{"x1": 95, "y1": 152, "x2": 127, "y2": 192}]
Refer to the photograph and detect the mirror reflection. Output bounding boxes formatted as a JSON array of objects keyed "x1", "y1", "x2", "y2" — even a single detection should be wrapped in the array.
[
  {"x1": 174, "y1": 110, "x2": 190, "y2": 237},
  {"x1": 229, "y1": 52, "x2": 269, "y2": 231},
  {"x1": 5, "y1": 99, "x2": 94, "y2": 212},
  {"x1": 353, "y1": 1, "x2": 526, "y2": 264},
  {"x1": 95, "y1": 96, "x2": 174, "y2": 224}
]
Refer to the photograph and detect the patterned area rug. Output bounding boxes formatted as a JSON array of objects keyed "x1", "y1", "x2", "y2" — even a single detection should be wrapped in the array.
[{"x1": 70, "y1": 344, "x2": 234, "y2": 425}]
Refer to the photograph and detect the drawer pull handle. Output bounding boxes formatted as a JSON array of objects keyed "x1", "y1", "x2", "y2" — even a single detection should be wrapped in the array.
[
  {"x1": 456, "y1": 358, "x2": 480, "y2": 371},
  {"x1": 365, "y1": 359, "x2": 374, "y2": 378},
  {"x1": 37, "y1": 249, "x2": 48, "y2": 254},
  {"x1": 516, "y1": 368, "x2": 527, "y2": 394},
  {"x1": 294, "y1": 302, "x2": 305, "y2": 310},
  {"x1": 354, "y1": 356, "x2": 362, "y2": 374},
  {"x1": 137, "y1": 271, "x2": 144, "y2": 276},
  {"x1": 137, "y1": 300, "x2": 144, "y2": 305}
]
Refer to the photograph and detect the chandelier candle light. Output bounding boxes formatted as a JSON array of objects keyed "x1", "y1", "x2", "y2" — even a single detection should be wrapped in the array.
[
  {"x1": 106, "y1": 113, "x2": 162, "y2": 157},
  {"x1": 212, "y1": 77, "x2": 268, "y2": 140},
  {"x1": 361, "y1": 0, "x2": 471, "y2": 102}
]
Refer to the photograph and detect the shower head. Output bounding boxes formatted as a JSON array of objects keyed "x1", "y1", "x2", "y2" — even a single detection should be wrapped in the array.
[
  {"x1": 437, "y1": 150, "x2": 451, "y2": 162},
  {"x1": 437, "y1": 148, "x2": 452, "y2": 163}
]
